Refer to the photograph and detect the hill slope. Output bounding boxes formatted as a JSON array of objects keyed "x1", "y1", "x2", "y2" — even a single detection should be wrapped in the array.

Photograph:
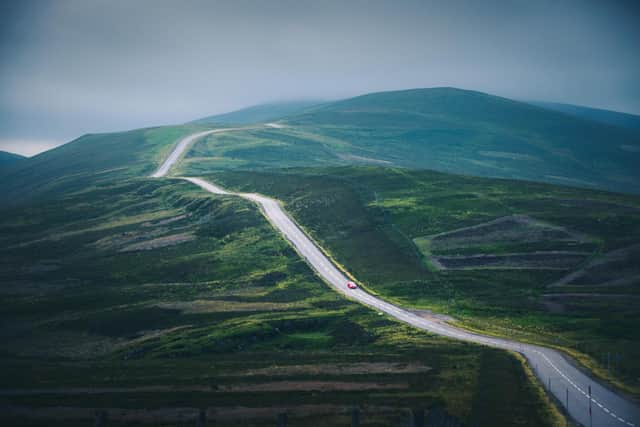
[
  {"x1": 210, "y1": 165, "x2": 640, "y2": 395},
  {"x1": 0, "y1": 125, "x2": 209, "y2": 206},
  {"x1": 529, "y1": 101, "x2": 640, "y2": 130},
  {"x1": 275, "y1": 88, "x2": 640, "y2": 193},
  {"x1": 182, "y1": 88, "x2": 640, "y2": 193},
  {"x1": 194, "y1": 100, "x2": 323, "y2": 125},
  {"x1": 4, "y1": 87, "x2": 640, "y2": 206},
  {"x1": 0, "y1": 150, "x2": 25, "y2": 165}
]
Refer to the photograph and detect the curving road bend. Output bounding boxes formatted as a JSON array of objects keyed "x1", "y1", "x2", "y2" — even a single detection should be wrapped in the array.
[
  {"x1": 150, "y1": 129, "x2": 238, "y2": 178},
  {"x1": 153, "y1": 130, "x2": 640, "y2": 427}
]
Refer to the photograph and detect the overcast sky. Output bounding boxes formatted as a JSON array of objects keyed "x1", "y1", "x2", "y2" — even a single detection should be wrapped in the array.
[{"x1": 1, "y1": 0, "x2": 639, "y2": 156}]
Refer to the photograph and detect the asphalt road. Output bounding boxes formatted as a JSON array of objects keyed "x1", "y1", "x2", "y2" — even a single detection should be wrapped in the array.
[
  {"x1": 150, "y1": 129, "x2": 236, "y2": 178},
  {"x1": 154, "y1": 130, "x2": 640, "y2": 427}
]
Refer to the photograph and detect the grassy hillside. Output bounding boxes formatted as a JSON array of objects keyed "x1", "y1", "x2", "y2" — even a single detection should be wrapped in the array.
[
  {"x1": 194, "y1": 100, "x2": 324, "y2": 125},
  {"x1": 530, "y1": 101, "x2": 640, "y2": 130},
  {"x1": 285, "y1": 88, "x2": 640, "y2": 193},
  {"x1": 0, "y1": 150, "x2": 25, "y2": 165},
  {"x1": 179, "y1": 126, "x2": 349, "y2": 172},
  {"x1": 0, "y1": 176, "x2": 562, "y2": 427},
  {"x1": 180, "y1": 88, "x2": 640, "y2": 194},
  {"x1": 5, "y1": 88, "x2": 640, "y2": 209},
  {"x1": 3, "y1": 86, "x2": 639, "y2": 423},
  {"x1": 0, "y1": 124, "x2": 211, "y2": 206},
  {"x1": 210, "y1": 166, "x2": 640, "y2": 396}
]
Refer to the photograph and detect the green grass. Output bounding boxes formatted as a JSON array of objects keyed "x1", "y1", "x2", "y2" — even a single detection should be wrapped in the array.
[
  {"x1": 0, "y1": 173, "x2": 562, "y2": 426},
  {"x1": 208, "y1": 166, "x2": 640, "y2": 395},
  {"x1": 193, "y1": 99, "x2": 323, "y2": 125},
  {"x1": 0, "y1": 124, "x2": 212, "y2": 206},
  {"x1": 8, "y1": 87, "x2": 637, "y2": 423},
  {"x1": 178, "y1": 88, "x2": 640, "y2": 194},
  {"x1": 0, "y1": 150, "x2": 25, "y2": 168}
]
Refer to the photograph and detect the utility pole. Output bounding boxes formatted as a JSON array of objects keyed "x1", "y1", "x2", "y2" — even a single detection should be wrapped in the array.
[
  {"x1": 589, "y1": 386, "x2": 593, "y2": 427},
  {"x1": 196, "y1": 409, "x2": 206, "y2": 427},
  {"x1": 566, "y1": 388, "x2": 569, "y2": 427},
  {"x1": 351, "y1": 407, "x2": 360, "y2": 427},
  {"x1": 277, "y1": 413, "x2": 287, "y2": 427},
  {"x1": 94, "y1": 410, "x2": 107, "y2": 427}
]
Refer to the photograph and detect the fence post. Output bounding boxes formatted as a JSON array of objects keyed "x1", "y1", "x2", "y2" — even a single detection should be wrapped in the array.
[
  {"x1": 277, "y1": 412, "x2": 287, "y2": 427},
  {"x1": 196, "y1": 408, "x2": 206, "y2": 427},
  {"x1": 410, "y1": 408, "x2": 424, "y2": 427},
  {"x1": 94, "y1": 410, "x2": 107, "y2": 427},
  {"x1": 351, "y1": 407, "x2": 360, "y2": 427}
]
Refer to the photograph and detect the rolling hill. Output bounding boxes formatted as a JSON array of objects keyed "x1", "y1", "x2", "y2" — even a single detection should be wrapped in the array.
[
  {"x1": 4, "y1": 87, "x2": 640, "y2": 209},
  {"x1": 181, "y1": 88, "x2": 640, "y2": 194},
  {"x1": 2, "y1": 87, "x2": 639, "y2": 425},
  {"x1": 529, "y1": 101, "x2": 640, "y2": 130},
  {"x1": 0, "y1": 150, "x2": 25, "y2": 166},
  {"x1": 210, "y1": 165, "x2": 640, "y2": 395},
  {"x1": 279, "y1": 88, "x2": 640, "y2": 193},
  {"x1": 0, "y1": 124, "x2": 209, "y2": 206},
  {"x1": 193, "y1": 99, "x2": 324, "y2": 125}
]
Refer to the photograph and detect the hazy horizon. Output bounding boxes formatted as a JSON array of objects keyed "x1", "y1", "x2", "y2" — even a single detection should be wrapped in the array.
[{"x1": 2, "y1": 0, "x2": 639, "y2": 156}]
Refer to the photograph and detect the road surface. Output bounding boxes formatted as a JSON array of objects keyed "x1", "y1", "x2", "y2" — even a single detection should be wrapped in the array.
[
  {"x1": 150, "y1": 129, "x2": 236, "y2": 178},
  {"x1": 153, "y1": 130, "x2": 640, "y2": 427}
]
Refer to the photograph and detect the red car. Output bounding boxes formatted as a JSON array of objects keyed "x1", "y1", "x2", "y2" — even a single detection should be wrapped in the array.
[{"x1": 346, "y1": 281, "x2": 358, "y2": 289}]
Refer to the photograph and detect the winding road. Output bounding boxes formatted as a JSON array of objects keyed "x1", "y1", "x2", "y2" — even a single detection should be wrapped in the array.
[{"x1": 153, "y1": 128, "x2": 640, "y2": 427}]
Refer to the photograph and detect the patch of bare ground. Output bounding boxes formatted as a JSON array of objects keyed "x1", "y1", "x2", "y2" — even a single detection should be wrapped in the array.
[
  {"x1": 124, "y1": 325, "x2": 193, "y2": 346},
  {"x1": 542, "y1": 293, "x2": 640, "y2": 299},
  {"x1": 0, "y1": 381, "x2": 405, "y2": 396},
  {"x1": 550, "y1": 243, "x2": 640, "y2": 287},
  {"x1": 6, "y1": 211, "x2": 186, "y2": 250},
  {"x1": 555, "y1": 198, "x2": 640, "y2": 213},
  {"x1": 428, "y1": 215, "x2": 587, "y2": 250},
  {"x1": 6, "y1": 331, "x2": 121, "y2": 359},
  {"x1": 209, "y1": 404, "x2": 362, "y2": 420},
  {"x1": 4, "y1": 326, "x2": 191, "y2": 360},
  {"x1": 157, "y1": 299, "x2": 304, "y2": 313},
  {"x1": 141, "y1": 214, "x2": 189, "y2": 227},
  {"x1": 1, "y1": 404, "x2": 398, "y2": 422},
  {"x1": 120, "y1": 232, "x2": 195, "y2": 252},
  {"x1": 1, "y1": 406, "x2": 199, "y2": 423},
  {"x1": 434, "y1": 251, "x2": 589, "y2": 270},
  {"x1": 478, "y1": 151, "x2": 540, "y2": 161},
  {"x1": 0, "y1": 386, "x2": 214, "y2": 396},
  {"x1": 222, "y1": 381, "x2": 408, "y2": 392},
  {"x1": 89, "y1": 215, "x2": 195, "y2": 252},
  {"x1": 337, "y1": 153, "x2": 393, "y2": 165},
  {"x1": 545, "y1": 175, "x2": 596, "y2": 187},
  {"x1": 540, "y1": 293, "x2": 640, "y2": 314},
  {"x1": 221, "y1": 362, "x2": 431, "y2": 377},
  {"x1": 90, "y1": 227, "x2": 167, "y2": 250}
]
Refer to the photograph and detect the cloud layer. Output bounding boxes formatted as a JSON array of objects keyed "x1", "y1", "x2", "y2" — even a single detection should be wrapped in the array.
[{"x1": 1, "y1": 0, "x2": 639, "y2": 155}]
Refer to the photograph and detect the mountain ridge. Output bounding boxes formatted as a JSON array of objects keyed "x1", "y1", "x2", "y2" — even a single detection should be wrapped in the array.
[
  {"x1": 194, "y1": 99, "x2": 325, "y2": 125},
  {"x1": 3, "y1": 87, "x2": 640, "y2": 208},
  {"x1": 0, "y1": 150, "x2": 26, "y2": 164},
  {"x1": 527, "y1": 100, "x2": 640, "y2": 130}
]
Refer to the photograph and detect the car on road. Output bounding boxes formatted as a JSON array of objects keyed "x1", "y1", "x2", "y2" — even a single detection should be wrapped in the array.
[{"x1": 346, "y1": 281, "x2": 358, "y2": 289}]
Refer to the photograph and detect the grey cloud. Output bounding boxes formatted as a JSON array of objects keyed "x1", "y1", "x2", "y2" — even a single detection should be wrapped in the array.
[{"x1": 1, "y1": 0, "x2": 639, "y2": 155}]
